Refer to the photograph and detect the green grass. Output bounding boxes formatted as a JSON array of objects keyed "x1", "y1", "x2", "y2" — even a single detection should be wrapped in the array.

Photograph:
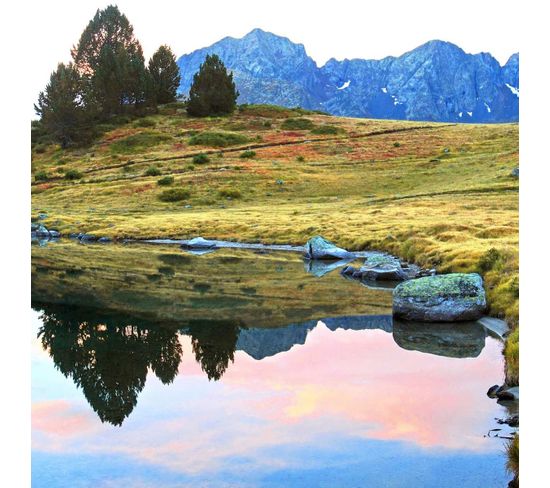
[{"x1": 188, "y1": 131, "x2": 250, "y2": 147}]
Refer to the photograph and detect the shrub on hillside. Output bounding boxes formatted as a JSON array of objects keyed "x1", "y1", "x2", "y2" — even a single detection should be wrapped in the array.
[
  {"x1": 157, "y1": 176, "x2": 174, "y2": 186},
  {"x1": 239, "y1": 150, "x2": 256, "y2": 159},
  {"x1": 192, "y1": 153, "x2": 210, "y2": 164},
  {"x1": 158, "y1": 188, "x2": 190, "y2": 202},
  {"x1": 188, "y1": 131, "x2": 249, "y2": 148},
  {"x1": 310, "y1": 125, "x2": 343, "y2": 135},
  {"x1": 110, "y1": 132, "x2": 172, "y2": 153},
  {"x1": 218, "y1": 188, "x2": 242, "y2": 199},
  {"x1": 34, "y1": 170, "x2": 49, "y2": 182},
  {"x1": 145, "y1": 166, "x2": 161, "y2": 176},
  {"x1": 281, "y1": 118, "x2": 314, "y2": 130},
  {"x1": 64, "y1": 169, "x2": 83, "y2": 180}
]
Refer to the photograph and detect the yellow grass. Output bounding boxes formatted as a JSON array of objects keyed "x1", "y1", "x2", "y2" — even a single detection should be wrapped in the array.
[{"x1": 31, "y1": 106, "x2": 519, "y2": 375}]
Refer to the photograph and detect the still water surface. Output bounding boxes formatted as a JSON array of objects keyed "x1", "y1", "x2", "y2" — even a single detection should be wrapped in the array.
[{"x1": 31, "y1": 242, "x2": 514, "y2": 487}]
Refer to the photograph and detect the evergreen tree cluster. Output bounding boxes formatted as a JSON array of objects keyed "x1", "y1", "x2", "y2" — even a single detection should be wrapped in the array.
[{"x1": 35, "y1": 5, "x2": 181, "y2": 146}]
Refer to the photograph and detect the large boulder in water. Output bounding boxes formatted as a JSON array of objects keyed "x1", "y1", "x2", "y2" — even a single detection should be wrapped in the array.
[
  {"x1": 303, "y1": 236, "x2": 356, "y2": 260},
  {"x1": 392, "y1": 320, "x2": 486, "y2": 358},
  {"x1": 392, "y1": 273, "x2": 486, "y2": 322}
]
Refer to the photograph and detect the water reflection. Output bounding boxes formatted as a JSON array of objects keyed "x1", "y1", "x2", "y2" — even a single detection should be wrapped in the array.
[
  {"x1": 31, "y1": 243, "x2": 513, "y2": 487},
  {"x1": 34, "y1": 300, "x2": 497, "y2": 429},
  {"x1": 36, "y1": 303, "x2": 183, "y2": 425}
]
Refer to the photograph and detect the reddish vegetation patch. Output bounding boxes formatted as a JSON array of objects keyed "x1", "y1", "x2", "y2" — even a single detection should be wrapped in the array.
[
  {"x1": 281, "y1": 131, "x2": 303, "y2": 138},
  {"x1": 121, "y1": 184, "x2": 154, "y2": 196}
]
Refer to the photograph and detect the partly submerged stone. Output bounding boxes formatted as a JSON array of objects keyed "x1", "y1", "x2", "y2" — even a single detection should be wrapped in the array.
[
  {"x1": 392, "y1": 320, "x2": 486, "y2": 358},
  {"x1": 359, "y1": 254, "x2": 409, "y2": 281},
  {"x1": 181, "y1": 237, "x2": 217, "y2": 249},
  {"x1": 392, "y1": 273, "x2": 486, "y2": 322},
  {"x1": 303, "y1": 235, "x2": 356, "y2": 260}
]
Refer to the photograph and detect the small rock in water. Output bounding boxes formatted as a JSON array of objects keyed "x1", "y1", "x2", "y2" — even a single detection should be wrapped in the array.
[
  {"x1": 303, "y1": 236, "x2": 356, "y2": 261},
  {"x1": 181, "y1": 237, "x2": 217, "y2": 249},
  {"x1": 98, "y1": 237, "x2": 112, "y2": 243},
  {"x1": 487, "y1": 385, "x2": 501, "y2": 398}
]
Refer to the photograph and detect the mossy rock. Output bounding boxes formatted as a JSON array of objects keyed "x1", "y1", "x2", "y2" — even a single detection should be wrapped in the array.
[{"x1": 392, "y1": 273, "x2": 486, "y2": 322}]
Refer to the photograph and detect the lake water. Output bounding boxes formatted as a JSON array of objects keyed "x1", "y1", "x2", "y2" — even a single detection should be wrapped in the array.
[{"x1": 31, "y1": 241, "x2": 515, "y2": 487}]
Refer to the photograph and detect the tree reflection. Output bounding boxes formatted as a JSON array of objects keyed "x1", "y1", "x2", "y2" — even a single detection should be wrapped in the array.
[
  {"x1": 35, "y1": 303, "x2": 182, "y2": 426},
  {"x1": 188, "y1": 320, "x2": 240, "y2": 381}
]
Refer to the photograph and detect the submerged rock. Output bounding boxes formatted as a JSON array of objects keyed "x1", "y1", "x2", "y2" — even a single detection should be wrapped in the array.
[
  {"x1": 392, "y1": 273, "x2": 486, "y2": 322},
  {"x1": 181, "y1": 237, "x2": 217, "y2": 249},
  {"x1": 393, "y1": 320, "x2": 486, "y2": 358},
  {"x1": 303, "y1": 235, "x2": 356, "y2": 260}
]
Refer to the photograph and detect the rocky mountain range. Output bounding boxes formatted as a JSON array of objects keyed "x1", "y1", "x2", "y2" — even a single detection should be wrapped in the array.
[{"x1": 176, "y1": 28, "x2": 519, "y2": 122}]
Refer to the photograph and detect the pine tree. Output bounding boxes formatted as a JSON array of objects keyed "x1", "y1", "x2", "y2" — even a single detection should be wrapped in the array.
[
  {"x1": 148, "y1": 45, "x2": 181, "y2": 104},
  {"x1": 71, "y1": 5, "x2": 146, "y2": 116},
  {"x1": 187, "y1": 54, "x2": 238, "y2": 116},
  {"x1": 34, "y1": 63, "x2": 86, "y2": 147}
]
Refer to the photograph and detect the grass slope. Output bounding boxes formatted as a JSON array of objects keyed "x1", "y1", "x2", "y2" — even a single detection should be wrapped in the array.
[{"x1": 31, "y1": 104, "x2": 519, "y2": 381}]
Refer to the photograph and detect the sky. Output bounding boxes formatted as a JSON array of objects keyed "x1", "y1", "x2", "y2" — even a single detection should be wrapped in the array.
[{"x1": 28, "y1": 0, "x2": 519, "y2": 106}]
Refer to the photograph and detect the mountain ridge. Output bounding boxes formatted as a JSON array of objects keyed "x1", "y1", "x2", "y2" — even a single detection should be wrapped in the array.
[{"x1": 176, "y1": 29, "x2": 519, "y2": 122}]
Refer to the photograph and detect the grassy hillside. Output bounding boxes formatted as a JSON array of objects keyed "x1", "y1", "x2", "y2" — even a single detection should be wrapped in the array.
[{"x1": 31, "y1": 104, "x2": 519, "y2": 380}]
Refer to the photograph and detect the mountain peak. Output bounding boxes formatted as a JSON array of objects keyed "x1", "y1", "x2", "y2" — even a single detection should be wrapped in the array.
[{"x1": 176, "y1": 33, "x2": 518, "y2": 123}]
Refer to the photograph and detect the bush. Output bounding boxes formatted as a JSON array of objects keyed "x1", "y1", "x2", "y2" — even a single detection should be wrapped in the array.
[
  {"x1": 110, "y1": 132, "x2": 172, "y2": 153},
  {"x1": 188, "y1": 131, "x2": 249, "y2": 147},
  {"x1": 145, "y1": 166, "x2": 161, "y2": 176},
  {"x1": 64, "y1": 169, "x2": 83, "y2": 180},
  {"x1": 192, "y1": 153, "x2": 210, "y2": 164},
  {"x1": 34, "y1": 170, "x2": 49, "y2": 182},
  {"x1": 157, "y1": 176, "x2": 174, "y2": 186},
  {"x1": 239, "y1": 150, "x2": 256, "y2": 159},
  {"x1": 218, "y1": 188, "x2": 242, "y2": 199},
  {"x1": 133, "y1": 117, "x2": 156, "y2": 128},
  {"x1": 310, "y1": 125, "x2": 343, "y2": 135},
  {"x1": 296, "y1": 156, "x2": 305, "y2": 162},
  {"x1": 281, "y1": 118, "x2": 314, "y2": 130},
  {"x1": 393, "y1": 142, "x2": 401, "y2": 147},
  {"x1": 158, "y1": 188, "x2": 190, "y2": 202}
]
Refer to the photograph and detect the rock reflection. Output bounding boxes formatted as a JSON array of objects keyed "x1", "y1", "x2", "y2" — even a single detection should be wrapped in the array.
[{"x1": 392, "y1": 320, "x2": 487, "y2": 358}]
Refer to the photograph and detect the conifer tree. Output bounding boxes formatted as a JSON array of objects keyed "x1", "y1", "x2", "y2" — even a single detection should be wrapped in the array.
[
  {"x1": 187, "y1": 54, "x2": 238, "y2": 116},
  {"x1": 148, "y1": 45, "x2": 181, "y2": 104},
  {"x1": 71, "y1": 5, "x2": 146, "y2": 115},
  {"x1": 34, "y1": 63, "x2": 86, "y2": 147}
]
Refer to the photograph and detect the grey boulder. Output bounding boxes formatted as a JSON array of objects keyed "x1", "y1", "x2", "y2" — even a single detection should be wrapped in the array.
[
  {"x1": 359, "y1": 254, "x2": 409, "y2": 281},
  {"x1": 393, "y1": 273, "x2": 486, "y2": 322},
  {"x1": 303, "y1": 236, "x2": 356, "y2": 260}
]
